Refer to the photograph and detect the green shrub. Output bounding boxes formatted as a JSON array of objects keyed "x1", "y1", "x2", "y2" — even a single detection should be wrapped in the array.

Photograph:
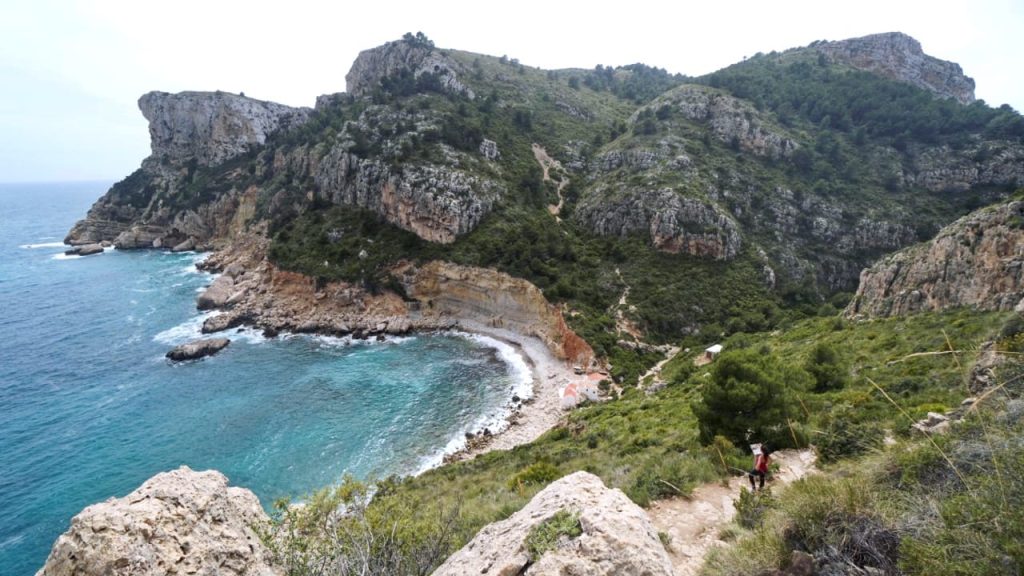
[
  {"x1": 691, "y1": 349, "x2": 809, "y2": 448},
  {"x1": 525, "y1": 510, "x2": 582, "y2": 560},
  {"x1": 814, "y1": 404, "x2": 884, "y2": 462},
  {"x1": 734, "y1": 487, "x2": 777, "y2": 529},
  {"x1": 804, "y1": 342, "x2": 851, "y2": 392},
  {"x1": 508, "y1": 461, "x2": 562, "y2": 490}
]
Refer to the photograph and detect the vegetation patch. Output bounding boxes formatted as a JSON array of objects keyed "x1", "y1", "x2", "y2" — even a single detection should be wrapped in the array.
[{"x1": 525, "y1": 509, "x2": 583, "y2": 561}]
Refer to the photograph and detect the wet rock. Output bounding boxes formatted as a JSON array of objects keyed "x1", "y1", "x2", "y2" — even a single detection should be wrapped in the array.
[
  {"x1": 196, "y1": 275, "x2": 236, "y2": 310},
  {"x1": 166, "y1": 338, "x2": 230, "y2": 361}
]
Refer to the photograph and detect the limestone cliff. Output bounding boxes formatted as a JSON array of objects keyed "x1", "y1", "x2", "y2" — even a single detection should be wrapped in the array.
[
  {"x1": 37, "y1": 466, "x2": 279, "y2": 576},
  {"x1": 815, "y1": 32, "x2": 976, "y2": 104},
  {"x1": 138, "y1": 91, "x2": 310, "y2": 167},
  {"x1": 434, "y1": 471, "x2": 674, "y2": 576},
  {"x1": 846, "y1": 199, "x2": 1024, "y2": 317}
]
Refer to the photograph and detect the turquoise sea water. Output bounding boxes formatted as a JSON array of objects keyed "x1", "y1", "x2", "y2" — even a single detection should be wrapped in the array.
[{"x1": 0, "y1": 182, "x2": 530, "y2": 575}]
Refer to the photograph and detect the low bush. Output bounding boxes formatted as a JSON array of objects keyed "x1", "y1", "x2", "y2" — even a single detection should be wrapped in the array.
[{"x1": 525, "y1": 510, "x2": 583, "y2": 560}]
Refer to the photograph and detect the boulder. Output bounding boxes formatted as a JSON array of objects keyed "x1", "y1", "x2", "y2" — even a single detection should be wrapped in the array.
[
  {"x1": 166, "y1": 338, "x2": 230, "y2": 361},
  {"x1": 202, "y1": 313, "x2": 247, "y2": 334},
  {"x1": 36, "y1": 466, "x2": 280, "y2": 576},
  {"x1": 433, "y1": 471, "x2": 673, "y2": 576},
  {"x1": 197, "y1": 275, "x2": 236, "y2": 310},
  {"x1": 65, "y1": 244, "x2": 104, "y2": 256},
  {"x1": 171, "y1": 238, "x2": 195, "y2": 252}
]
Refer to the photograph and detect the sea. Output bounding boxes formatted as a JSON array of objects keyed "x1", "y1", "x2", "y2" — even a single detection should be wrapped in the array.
[{"x1": 0, "y1": 182, "x2": 532, "y2": 575}]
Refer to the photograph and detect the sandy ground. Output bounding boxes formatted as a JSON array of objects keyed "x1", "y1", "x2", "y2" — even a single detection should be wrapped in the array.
[
  {"x1": 454, "y1": 319, "x2": 579, "y2": 457},
  {"x1": 647, "y1": 449, "x2": 817, "y2": 576}
]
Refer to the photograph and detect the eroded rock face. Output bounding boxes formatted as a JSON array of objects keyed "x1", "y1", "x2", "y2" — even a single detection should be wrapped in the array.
[
  {"x1": 401, "y1": 261, "x2": 595, "y2": 367},
  {"x1": 577, "y1": 187, "x2": 742, "y2": 260},
  {"x1": 816, "y1": 32, "x2": 975, "y2": 104},
  {"x1": 847, "y1": 200, "x2": 1024, "y2": 317},
  {"x1": 311, "y1": 146, "x2": 499, "y2": 244},
  {"x1": 139, "y1": 91, "x2": 310, "y2": 167},
  {"x1": 434, "y1": 471, "x2": 673, "y2": 576},
  {"x1": 345, "y1": 38, "x2": 474, "y2": 99},
  {"x1": 37, "y1": 466, "x2": 280, "y2": 576}
]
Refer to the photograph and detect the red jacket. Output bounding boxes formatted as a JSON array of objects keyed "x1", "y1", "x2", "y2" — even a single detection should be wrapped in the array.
[{"x1": 754, "y1": 453, "x2": 769, "y2": 473}]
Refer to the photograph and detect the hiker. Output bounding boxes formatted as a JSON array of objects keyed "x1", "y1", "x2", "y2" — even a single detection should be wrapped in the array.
[{"x1": 748, "y1": 444, "x2": 772, "y2": 491}]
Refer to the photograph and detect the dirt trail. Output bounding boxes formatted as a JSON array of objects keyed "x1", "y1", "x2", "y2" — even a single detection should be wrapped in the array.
[
  {"x1": 647, "y1": 449, "x2": 817, "y2": 576},
  {"x1": 532, "y1": 143, "x2": 569, "y2": 220},
  {"x1": 639, "y1": 345, "x2": 681, "y2": 385},
  {"x1": 613, "y1": 267, "x2": 643, "y2": 339}
]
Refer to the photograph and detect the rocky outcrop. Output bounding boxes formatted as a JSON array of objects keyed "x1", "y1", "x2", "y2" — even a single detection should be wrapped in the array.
[
  {"x1": 139, "y1": 91, "x2": 310, "y2": 167},
  {"x1": 197, "y1": 274, "x2": 242, "y2": 310},
  {"x1": 345, "y1": 38, "x2": 474, "y2": 99},
  {"x1": 310, "y1": 146, "x2": 500, "y2": 244},
  {"x1": 37, "y1": 466, "x2": 279, "y2": 576},
  {"x1": 815, "y1": 32, "x2": 975, "y2": 104},
  {"x1": 847, "y1": 200, "x2": 1024, "y2": 317},
  {"x1": 166, "y1": 338, "x2": 231, "y2": 361},
  {"x1": 577, "y1": 187, "x2": 742, "y2": 260},
  {"x1": 646, "y1": 84, "x2": 799, "y2": 159},
  {"x1": 400, "y1": 261, "x2": 595, "y2": 367},
  {"x1": 434, "y1": 471, "x2": 673, "y2": 576},
  {"x1": 902, "y1": 141, "x2": 1024, "y2": 193}
]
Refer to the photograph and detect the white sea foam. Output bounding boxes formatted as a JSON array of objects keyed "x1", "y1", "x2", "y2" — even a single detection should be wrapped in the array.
[
  {"x1": 312, "y1": 333, "x2": 416, "y2": 348},
  {"x1": 19, "y1": 241, "x2": 66, "y2": 249},
  {"x1": 51, "y1": 252, "x2": 80, "y2": 260},
  {"x1": 153, "y1": 310, "x2": 223, "y2": 345},
  {"x1": 412, "y1": 331, "x2": 536, "y2": 475}
]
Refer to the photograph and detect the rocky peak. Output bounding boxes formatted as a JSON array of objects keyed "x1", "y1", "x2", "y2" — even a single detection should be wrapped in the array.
[
  {"x1": 846, "y1": 199, "x2": 1024, "y2": 318},
  {"x1": 139, "y1": 90, "x2": 310, "y2": 167},
  {"x1": 345, "y1": 37, "x2": 475, "y2": 99},
  {"x1": 815, "y1": 32, "x2": 976, "y2": 104}
]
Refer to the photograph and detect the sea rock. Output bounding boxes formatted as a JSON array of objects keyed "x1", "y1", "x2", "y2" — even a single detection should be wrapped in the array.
[
  {"x1": 197, "y1": 275, "x2": 237, "y2": 310},
  {"x1": 36, "y1": 466, "x2": 279, "y2": 576},
  {"x1": 846, "y1": 200, "x2": 1024, "y2": 317},
  {"x1": 114, "y1": 225, "x2": 170, "y2": 250},
  {"x1": 138, "y1": 91, "x2": 310, "y2": 167},
  {"x1": 434, "y1": 471, "x2": 673, "y2": 576},
  {"x1": 815, "y1": 32, "x2": 975, "y2": 104},
  {"x1": 202, "y1": 313, "x2": 247, "y2": 334},
  {"x1": 577, "y1": 187, "x2": 742, "y2": 259},
  {"x1": 65, "y1": 243, "x2": 104, "y2": 256},
  {"x1": 171, "y1": 237, "x2": 195, "y2": 252},
  {"x1": 166, "y1": 338, "x2": 231, "y2": 361}
]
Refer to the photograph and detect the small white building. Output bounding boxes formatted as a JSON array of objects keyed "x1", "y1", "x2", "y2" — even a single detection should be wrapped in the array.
[{"x1": 704, "y1": 344, "x2": 723, "y2": 361}]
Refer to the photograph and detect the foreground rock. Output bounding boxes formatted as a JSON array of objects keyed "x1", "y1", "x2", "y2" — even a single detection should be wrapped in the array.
[
  {"x1": 847, "y1": 200, "x2": 1024, "y2": 317},
  {"x1": 434, "y1": 471, "x2": 673, "y2": 576},
  {"x1": 166, "y1": 338, "x2": 230, "y2": 361},
  {"x1": 37, "y1": 466, "x2": 280, "y2": 576}
]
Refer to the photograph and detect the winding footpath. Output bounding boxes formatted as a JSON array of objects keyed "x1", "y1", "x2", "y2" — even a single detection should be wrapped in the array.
[
  {"x1": 532, "y1": 143, "x2": 570, "y2": 221},
  {"x1": 646, "y1": 449, "x2": 817, "y2": 576}
]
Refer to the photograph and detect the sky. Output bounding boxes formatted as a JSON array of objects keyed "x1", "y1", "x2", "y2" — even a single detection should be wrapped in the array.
[{"x1": 1, "y1": 0, "x2": 1021, "y2": 182}]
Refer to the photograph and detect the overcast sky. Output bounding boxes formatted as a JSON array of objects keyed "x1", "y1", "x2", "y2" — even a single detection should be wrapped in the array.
[{"x1": 1, "y1": 0, "x2": 1021, "y2": 182}]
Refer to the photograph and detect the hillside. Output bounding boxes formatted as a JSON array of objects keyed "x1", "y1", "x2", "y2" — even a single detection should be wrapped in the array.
[{"x1": 64, "y1": 32, "x2": 1024, "y2": 366}]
